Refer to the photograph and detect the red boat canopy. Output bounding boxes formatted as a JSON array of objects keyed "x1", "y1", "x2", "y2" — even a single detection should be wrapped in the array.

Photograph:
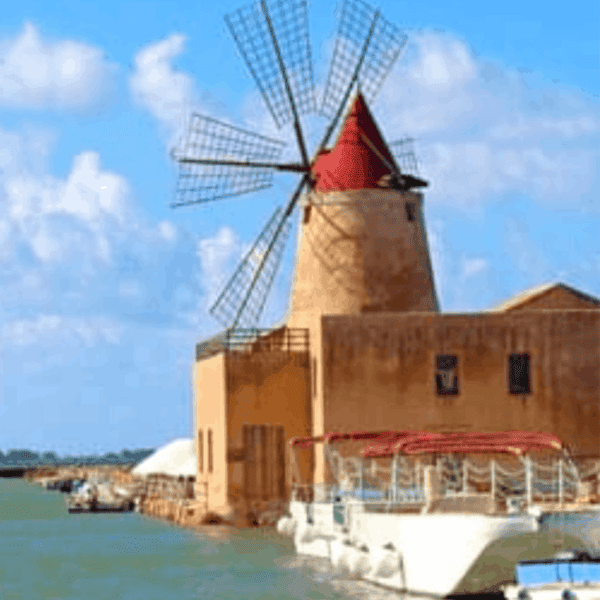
[
  {"x1": 289, "y1": 430, "x2": 406, "y2": 449},
  {"x1": 289, "y1": 430, "x2": 563, "y2": 456}
]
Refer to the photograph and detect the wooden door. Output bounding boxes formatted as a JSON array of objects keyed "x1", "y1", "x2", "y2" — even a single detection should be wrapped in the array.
[{"x1": 243, "y1": 423, "x2": 286, "y2": 501}]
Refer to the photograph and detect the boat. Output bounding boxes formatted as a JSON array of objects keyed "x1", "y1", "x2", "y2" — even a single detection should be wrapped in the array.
[
  {"x1": 277, "y1": 430, "x2": 600, "y2": 598},
  {"x1": 66, "y1": 480, "x2": 135, "y2": 514},
  {"x1": 47, "y1": 478, "x2": 85, "y2": 493},
  {"x1": 503, "y1": 550, "x2": 600, "y2": 600},
  {"x1": 67, "y1": 500, "x2": 134, "y2": 514}
]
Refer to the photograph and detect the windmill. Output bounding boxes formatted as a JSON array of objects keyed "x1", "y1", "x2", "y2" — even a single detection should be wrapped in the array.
[{"x1": 171, "y1": 0, "x2": 432, "y2": 333}]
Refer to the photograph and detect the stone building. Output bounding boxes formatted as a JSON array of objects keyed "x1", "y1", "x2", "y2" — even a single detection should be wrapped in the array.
[{"x1": 192, "y1": 93, "x2": 600, "y2": 519}]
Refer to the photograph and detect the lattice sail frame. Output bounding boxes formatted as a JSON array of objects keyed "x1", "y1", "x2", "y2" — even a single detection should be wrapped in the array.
[
  {"x1": 390, "y1": 137, "x2": 419, "y2": 175},
  {"x1": 320, "y1": 0, "x2": 407, "y2": 120},
  {"x1": 225, "y1": 0, "x2": 316, "y2": 129},
  {"x1": 172, "y1": 114, "x2": 286, "y2": 207},
  {"x1": 210, "y1": 205, "x2": 294, "y2": 328}
]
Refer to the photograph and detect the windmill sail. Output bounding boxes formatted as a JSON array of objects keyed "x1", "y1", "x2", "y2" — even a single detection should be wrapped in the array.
[
  {"x1": 172, "y1": 114, "x2": 286, "y2": 207},
  {"x1": 390, "y1": 137, "x2": 420, "y2": 175},
  {"x1": 225, "y1": 0, "x2": 316, "y2": 129},
  {"x1": 320, "y1": 0, "x2": 407, "y2": 120},
  {"x1": 210, "y1": 204, "x2": 294, "y2": 329}
]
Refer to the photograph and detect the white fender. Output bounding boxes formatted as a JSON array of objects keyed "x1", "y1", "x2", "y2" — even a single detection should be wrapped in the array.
[
  {"x1": 330, "y1": 538, "x2": 352, "y2": 571},
  {"x1": 276, "y1": 516, "x2": 296, "y2": 536},
  {"x1": 296, "y1": 524, "x2": 316, "y2": 544},
  {"x1": 347, "y1": 545, "x2": 371, "y2": 577},
  {"x1": 370, "y1": 546, "x2": 400, "y2": 579}
]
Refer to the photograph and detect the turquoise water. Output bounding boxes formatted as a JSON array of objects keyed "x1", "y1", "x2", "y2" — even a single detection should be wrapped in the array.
[
  {"x1": 3, "y1": 478, "x2": 597, "y2": 599},
  {"x1": 0, "y1": 479, "x2": 395, "y2": 600}
]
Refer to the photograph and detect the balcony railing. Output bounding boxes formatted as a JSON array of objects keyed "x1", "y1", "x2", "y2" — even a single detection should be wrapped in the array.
[{"x1": 196, "y1": 327, "x2": 309, "y2": 360}]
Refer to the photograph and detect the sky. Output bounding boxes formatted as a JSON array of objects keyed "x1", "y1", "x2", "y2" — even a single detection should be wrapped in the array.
[{"x1": 0, "y1": 0, "x2": 598, "y2": 456}]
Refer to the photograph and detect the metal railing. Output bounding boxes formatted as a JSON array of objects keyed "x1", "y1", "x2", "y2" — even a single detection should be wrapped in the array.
[
  {"x1": 293, "y1": 447, "x2": 597, "y2": 512},
  {"x1": 196, "y1": 327, "x2": 309, "y2": 360}
]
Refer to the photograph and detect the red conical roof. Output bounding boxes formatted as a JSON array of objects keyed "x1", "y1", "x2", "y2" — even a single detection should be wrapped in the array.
[{"x1": 311, "y1": 93, "x2": 398, "y2": 192}]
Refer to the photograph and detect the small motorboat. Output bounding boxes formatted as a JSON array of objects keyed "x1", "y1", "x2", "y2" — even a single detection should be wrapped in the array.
[
  {"x1": 503, "y1": 550, "x2": 600, "y2": 600},
  {"x1": 66, "y1": 481, "x2": 135, "y2": 514}
]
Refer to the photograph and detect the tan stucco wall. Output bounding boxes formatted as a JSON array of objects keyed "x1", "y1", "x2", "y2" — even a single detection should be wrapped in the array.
[
  {"x1": 225, "y1": 350, "x2": 312, "y2": 502},
  {"x1": 285, "y1": 311, "x2": 325, "y2": 482},
  {"x1": 321, "y1": 310, "x2": 600, "y2": 473},
  {"x1": 194, "y1": 353, "x2": 228, "y2": 513},
  {"x1": 289, "y1": 188, "x2": 439, "y2": 319}
]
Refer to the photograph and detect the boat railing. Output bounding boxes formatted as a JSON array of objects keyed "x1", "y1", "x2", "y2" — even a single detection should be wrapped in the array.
[
  {"x1": 298, "y1": 449, "x2": 596, "y2": 511},
  {"x1": 291, "y1": 482, "x2": 425, "y2": 505}
]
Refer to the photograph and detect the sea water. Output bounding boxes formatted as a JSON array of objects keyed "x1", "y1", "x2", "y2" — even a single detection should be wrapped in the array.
[
  {"x1": 0, "y1": 479, "x2": 402, "y2": 600},
  {"x1": 2, "y1": 478, "x2": 596, "y2": 600}
]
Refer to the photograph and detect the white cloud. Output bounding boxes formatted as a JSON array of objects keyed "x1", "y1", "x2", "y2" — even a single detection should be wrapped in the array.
[
  {"x1": 0, "y1": 121, "x2": 205, "y2": 339},
  {"x1": 129, "y1": 34, "x2": 193, "y2": 131},
  {"x1": 0, "y1": 125, "x2": 56, "y2": 179},
  {"x1": 489, "y1": 116, "x2": 598, "y2": 140},
  {"x1": 29, "y1": 227, "x2": 62, "y2": 262},
  {"x1": 2, "y1": 315, "x2": 122, "y2": 347},
  {"x1": 374, "y1": 31, "x2": 599, "y2": 210},
  {"x1": 0, "y1": 22, "x2": 116, "y2": 110},
  {"x1": 413, "y1": 35, "x2": 476, "y2": 89},
  {"x1": 128, "y1": 32, "x2": 299, "y2": 167},
  {"x1": 3, "y1": 147, "x2": 129, "y2": 264},
  {"x1": 462, "y1": 257, "x2": 487, "y2": 279},
  {"x1": 197, "y1": 226, "x2": 239, "y2": 301},
  {"x1": 157, "y1": 220, "x2": 177, "y2": 242},
  {"x1": 7, "y1": 151, "x2": 127, "y2": 224}
]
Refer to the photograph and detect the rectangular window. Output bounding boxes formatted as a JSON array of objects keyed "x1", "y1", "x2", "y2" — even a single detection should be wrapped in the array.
[
  {"x1": 405, "y1": 202, "x2": 416, "y2": 222},
  {"x1": 198, "y1": 429, "x2": 203, "y2": 473},
  {"x1": 303, "y1": 203, "x2": 312, "y2": 224},
  {"x1": 436, "y1": 354, "x2": 459, "y2": 396},
  {"x1": 509, "y1": 353, "x2": 531, "y2": 394},
  {"x1": 208, "y1": 428, "x2": 214, "y2": 474}
]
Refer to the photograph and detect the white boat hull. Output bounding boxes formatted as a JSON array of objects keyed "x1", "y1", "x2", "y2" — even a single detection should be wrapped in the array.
[{"x1": 285, "y1": 500, "x2": 539, "y2": 597}]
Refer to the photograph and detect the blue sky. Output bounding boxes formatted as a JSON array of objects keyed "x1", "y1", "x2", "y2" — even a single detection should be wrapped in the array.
[{"x1": 0, "y1": 0, "x2": 598, "y2": 455}]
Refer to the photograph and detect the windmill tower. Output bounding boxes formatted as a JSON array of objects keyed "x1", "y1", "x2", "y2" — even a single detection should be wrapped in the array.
[
  {"x1": 288, "y1": 93, "x2": 439, "y2": 336},
  {"x1": 173, "y1": 0, "x2": 440, "y2": 509}
]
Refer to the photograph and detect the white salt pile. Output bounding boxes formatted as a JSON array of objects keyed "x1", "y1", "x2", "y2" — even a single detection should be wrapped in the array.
[{"x1": 131, "y1": 438, "x2": 196, "y2": 477}]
